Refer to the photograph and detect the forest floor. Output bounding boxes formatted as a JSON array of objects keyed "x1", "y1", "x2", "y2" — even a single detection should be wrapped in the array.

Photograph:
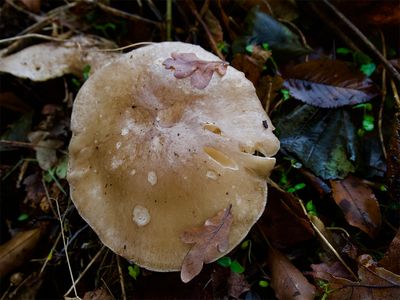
[{"x1": 0, "y1": 1, "x2": 399, "y2": 299}]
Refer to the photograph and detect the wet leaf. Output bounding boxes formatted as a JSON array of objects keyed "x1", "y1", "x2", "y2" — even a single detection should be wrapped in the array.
[
  {"x1": 180, "y1": 205, "x2": 233, "y2": 283},
  {"x1": 275, "y1": 105, "x2": 356, "y2": 179},
  {"x1": 283, "y1": 60, "x2": 378, "y2": 108},
  {"x1": 0, "y1": 35, "x2": 119, "y2": 81},
  {"x1": 233, "y1": 8, "x2": 311, "y2": 57},
  {"x1": 0, "y1": 228, "x2": 42, "y2": 277},
  {"x1": 268, "y1": 247, "x2": 316, "y2": 300},
  {"x1": 380, "y1": 229, "x2": 400, "y2": 274},
  {"x1": 331, "y1": 175, "x2": 381, "y2": 238},
  {"x1": 83, "y1": 288, "x2": 113, "y2": 300},
  {"x1": 27, "y1": 131, "x2": 63, "y2": 170},
  {"x1": 0, "y1": 111, "x2": 33, "y2": 151},
  {"x1": 312, "y1": 255, "x2": 400, "y2": 300},
  {"x1": 163, "y1": 52, "x2": 228, "y2": 89},
  {"x1": 260, "y1": 185, "x2": 314, "y2": 248}
]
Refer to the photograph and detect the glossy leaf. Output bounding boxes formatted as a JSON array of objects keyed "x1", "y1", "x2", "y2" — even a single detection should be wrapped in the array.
[
  {"x1": 331, "y1": 175, "x2": 381, "y2": 238},
  {"x1": 283, "y1": 60, "x2": 378, "y2": 108}
]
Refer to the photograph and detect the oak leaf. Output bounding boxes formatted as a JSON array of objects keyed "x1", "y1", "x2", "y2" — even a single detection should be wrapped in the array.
[
  {"x1": 180, "y1": 205, "x2": 233, "y2": 283},
  {"x1": 163, "y1": 52, "x2": 228, "y2": 89}
]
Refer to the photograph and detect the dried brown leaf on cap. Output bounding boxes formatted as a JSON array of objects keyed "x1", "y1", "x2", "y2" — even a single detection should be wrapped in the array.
[
  {"x1": 163, "y1": 52, "x2": 229, "y2": 89},
  {"x1": 330, "y1": 175, "x2": 381, "y2": 238},
  {"x1": 180, "y1": 205, "x2": 233, "y2": 283}
]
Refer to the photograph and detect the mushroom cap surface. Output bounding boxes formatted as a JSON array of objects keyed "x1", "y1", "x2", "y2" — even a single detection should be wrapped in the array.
[{"x1": 68, "y1": 42, "x2": 279, "y2": 271}]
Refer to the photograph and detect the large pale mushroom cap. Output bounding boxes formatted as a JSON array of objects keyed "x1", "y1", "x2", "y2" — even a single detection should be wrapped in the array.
[{"x1": 68, "y1": 42, "x2": 279, "y2": 271}]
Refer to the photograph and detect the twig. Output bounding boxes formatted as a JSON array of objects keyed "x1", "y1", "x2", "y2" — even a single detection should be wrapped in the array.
[
  {"x1": 186, "y1": 0, "x2": 224, "y2": 60},
  {"x1": 390, "y1": 80, "x2": 400, "y2": 109},
  {"x1": 54, "y1": 199, "x2": 79, "y2": 299},
  {"x1": 97, "y1": 2, "x2": 160, "y2": 26},
  {"x1": 321, "y1": 0, "x2": 400, "y2": 85},
  {"x1": 0, "y1": 33, "x2": 67, "y2": 45},
  {"x1": 40, "y1": 231, "x2": 62, "y2": 274},
  {"x1": 64, "y1": 246, "x2": 107, "y2": 297},
  {"x1": 166, "y1": 0, "x2": 172, "y2": 41},
  {"x1": 116, "y1": 255, "x2": 127, "y2": 300},
  {"x1": 90, "y1": 42, "x2": 154, "y2": 52},
  {"x1": 5, "y1": 0, "x2": 42, "y2": 21},
  {"x1": 378, "y1": 30, "x2": 387, "y2": 159}
]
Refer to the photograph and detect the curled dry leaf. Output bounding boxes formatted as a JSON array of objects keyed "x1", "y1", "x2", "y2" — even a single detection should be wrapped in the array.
[
  {"x1": 163, "y1": 52, "x2": 228, "y2": 89},
  {"x1": 0, "y1": 228, "x2": 42, "y2": 277},
  {"x1": 0, "y1": 35, "x2": 120, "y2": 81},
  {"x1": 331, "y1": 175, "x2": 381, "y2": 238},
  {"x1": 283, "y1": 60, "x2": 378, "y2": 108},
  {"x1": 180, "y1": 205, "x2": 233, "y2": 283},
  {"x1": 268, "y1": 247, "x2": 316, "y2": 300}
]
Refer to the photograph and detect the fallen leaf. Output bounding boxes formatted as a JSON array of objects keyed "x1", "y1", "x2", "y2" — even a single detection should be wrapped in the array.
[
  {"x1": 27, "y1": 131, "x2": 63, "y2": 170},
  {"x1": 0, "y1": 35, "x2": 119, "y2": 81},
  {"x1": 312, "y1": 254, "x2": 400, "y2": 300},
  {"x1": 380, "y1": 229, "x2": 400, "y2": 274},
  {"x1": 21, "y1": 0, "x2": 41, "y2": 13},
  {"x1": 83, "y1": 288, "x2": 113, "y2": 300},
  {"x1": 386, "y1": 112, "x2": 400, "y2": 204},
  {"x1": 275, "y1": 105, "x2": 356, "y2": 179},
  {"x1": 23, "y1": 172, "x2": 46, "y2": 204},
  {"x1": 310, "y1": 261, "x2": 354, "y2": 281},
  {"x1": 233, "y1": 8, "x2": 311, "y2": 57},
  {"x1": 259, "y1": 185, "x2": 314, "y2": 248},
  {"x1": 283, "y1": 60, "x2": 378, "y2": 108},
  {"x1": 331, "y1": 175, "x2": 381, "y2": 238},
  {"x1": 180, "y1": 205, "x2": 233, "y2": 283},
  {"x1": 227, "y1": 271, "x2": 251, "y2": 298},
  {"x1": 0, "y1": 228, "x2": 42, "y2": 277},
  {"x1": 268, "y1": 247, "x2": 316, "y2": 300},
  {"x1": 163, "y1": 52, "x2": 228, "y2": 89}
]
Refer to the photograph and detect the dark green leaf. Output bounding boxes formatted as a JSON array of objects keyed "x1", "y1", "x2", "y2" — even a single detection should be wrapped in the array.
[
  {"x1": 233, "y1": 8, "x2": 312, "y2": 57},
  {"x1": 283, "y1": 60, "x2": 378, "y2": 108},
  {"x1": 0, "y1": 111, "x2": 33, "y2": 151},
  {"x1": 276, "y1": 105, "x2": 356, "y2": 179}
]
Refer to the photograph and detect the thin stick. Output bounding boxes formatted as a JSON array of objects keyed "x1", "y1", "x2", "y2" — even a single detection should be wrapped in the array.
[
  {"x1": 92, "y1": 41, "x2": 154, "y2": 52},
  {"x1": 166, "y1": 0, "x2": 172, "y2": 41},
  {"x1": 0, "y1": 33, "x2": 67, "y2": 45},
  {"x1": 40, "y1": 231, "x2": 62, "y2": 274},
  {"x1": 116, "y1": 256, "x2": 127, "y2": 300},
  {"x1": 54, "y1": 199, "x2": 79, "y2": 299},
  {"x1": 378, "y1": 30, "x2": 387, "y2": 159},
  {"x1": 64, "y1": 246, "x2": 107, "y2": 297},
  {"x1": 391, "y1": 80, "x2": 400, "y2": 108},
  {"x1": 321, "y1": 0, "x2": 400, "y2": 85},
  {"x1": 5, "y1": 0, "x2": 41, "y2": 21},
  {"x1": 186, "y1": 0, "x2": 224, "y2": 60},
  {"x1": 97, "y1": 2, "x2": 160, "y2": 26}
]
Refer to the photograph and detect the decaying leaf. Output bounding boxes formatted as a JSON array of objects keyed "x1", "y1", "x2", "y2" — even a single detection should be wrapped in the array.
[
  {"x1": 259, "y1": 185, "x2": 314, "y2": 248},
  {"x1": 180, "y1": 205, "x2": 233, "y2": 283},
  {"x1": 312, "y1": 255, "x2": 400, "y2": 300},
  {"x1": 83, "y1": 288, "x2": 113, "y2": 300},
  {"x1": 331, "y1": 175, "x2": 381, "y2": 238},
  {"x1": 283, "y1": 60, "x2": 378, "y2": 108},
  {"x1": 311, "y1": 261, "x2": 355, "y2": 282},
  {"x1": 380, "y1": 229, "x2": 400, "y2": 274},
  {"x1": 275, "y1": 105, "x2": 356, "y2": 179},
  {"x1": 212, "y1": 267, "x2": 251, "y2": 299},
  {"x1": 163, "y1": 52, "x2": 228, "y2": 89},
  {"x1": 0, "y1": 35, "x2": 120, "y2": 81},
  {"x1": 28, "y1": 131, "x2": 63, "y2": 170},
  {"x1": 0, "y1": 228, "x2": 42, "y2": 277},
  {"x1": 268, "y1": 247, "x2": 316, "y2": 300}
]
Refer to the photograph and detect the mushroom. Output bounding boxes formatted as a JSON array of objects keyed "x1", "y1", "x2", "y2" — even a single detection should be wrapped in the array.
[{"x1": 67, "y1": 42, "x2": 279, "y2": 272}]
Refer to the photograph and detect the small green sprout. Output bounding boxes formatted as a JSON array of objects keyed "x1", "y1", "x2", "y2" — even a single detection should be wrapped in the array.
[
  {"x1": 362, "y1": 114, "x2": 374, "y2": 131},
  {"x1": 259, "y1": 280, "x2": 269, "y2": 288},
  {"x1": 128, "y1": 264, "x2": 140, "y2": 280},
  {"x1": 287, "y1": 182, "x2": 306, "y2": 193},
  {"x1": 217, "y1": 257, "x2": 245, "y2": 273},
  {"x1": 306, "y1": 200, "x2": 318, "y2": 216},
  {"x1": 281, "y1": 89, "x2": 290, "y2": 101},
  {"x1": 245, "y1": 44, "x2": 254, "y2": 54},
  {"x1": 82, "y1": 65, "x2": 91, "y2": 81},
  {"x1": 18, "y1": 213, "x2": 29, "y2": 221}
]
